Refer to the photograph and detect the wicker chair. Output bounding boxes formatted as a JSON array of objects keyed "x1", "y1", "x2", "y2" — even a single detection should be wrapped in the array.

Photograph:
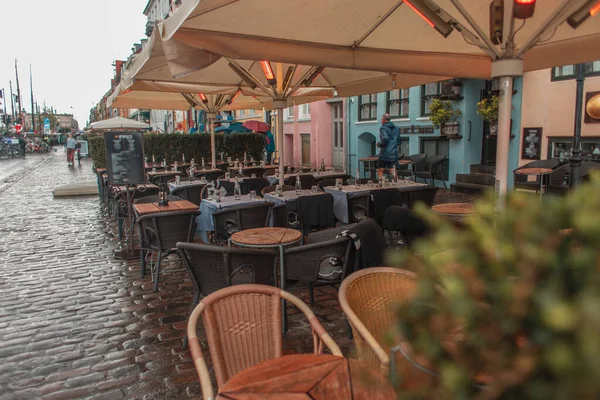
[
  {"x1": 397, "y1": 154, "x2": 427, "y2": 180},
  {"x1": 217, "y1": 179, "x2": 235, "y2": 196},
  {"x1": 514, "y1": 159, "x2": 561, "y2": 192},
  {"x1": 187, "y1": 284, "x2": 342, "y2": 399},
  {"x1": 339, "y1": 267, "x2": 432, "y2": 389},
  {"x1": 114, "y1": 185, "x2": 160, "y2": 239},
  {"x1": 196, "y1": 170, "x2": 222, "y2": 182},
  {"x1": 315, "y1": 174, "x2": 352, "y2": 185},
  {"x1": 151, "y1": 172, "x2": 182, "y2": 187},
  {"x1": 295, "y1": 193, "x2": 335, "y2": 237},
  {"x1": 260, "y1": 184, "x2": 295, "y2": 196},
  {"x1": 401, "y1": 187, "x2": 439, "y2": 209},
  {"x1": 282, "y1": 236, "x2": 352, "y2": 307},
  {"x1": 347, "y1": 193, "x2": 371, "y2": 223},
  {"x1": 243, "y1": 167, "x2": 264, "y2": 177},
  {"x1": 240, "y1": 177, "x2": 270, "y2": 195},
  {"x1": 170, "y1": 183, "x2": 206, "y2": 206},
  {"x1": 212, "y1": 202, "x2": 274, "y2": 243},
  {"x1": 136, "y1": 210, "x2": 199, "y2": 291},
  {"x1": 288, "y1": 174, "x2": 316, "y2": 190},
  {"x1": 414, "y1": 155, "x2": 447, "y2": 188}
]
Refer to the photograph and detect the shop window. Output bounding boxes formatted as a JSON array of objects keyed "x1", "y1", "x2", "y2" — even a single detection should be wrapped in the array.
[
  {"x1": 547, "y1": 137, "x2": 600, "y2": 160},
  {"x1": 551, "y1": 61, "x2": 600, "y2": 81},
  {"x1": 386, "y1": 89, "x2": 410, "y2": 118},
  {"x1": 398, "y1": 137, "x2": 410, "y2": 158},
  {"x1": 420, "y1": 137, "x2": 449, "y2": 178},
  {"x1": 358, "y1": 94, "x2": 377, "y2": 121}
]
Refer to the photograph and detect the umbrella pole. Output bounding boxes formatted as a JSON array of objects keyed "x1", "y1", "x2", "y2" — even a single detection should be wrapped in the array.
[
  {"x1": 495, "y1": 76, "x2": 513, "y2": 201},
  {"x1": 207, "y1": 112, "x2": 217, "y2": 169},
  {"x1": 273, "y1": 101, "x2": 286, "y2": 187}
]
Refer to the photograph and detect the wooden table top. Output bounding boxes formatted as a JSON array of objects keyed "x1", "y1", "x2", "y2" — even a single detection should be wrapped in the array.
[
  {"x1": 133, "y1": 200, "x2": 198, "y2": 216},
  {"x1": 515, "y1": 167, "x2": 553, "y2": 175},
  {"x1": 231, "y1": 227, "x2": 302, "y2": 246},
  {"x1": 431, "y1": 202, "x2": 475, "y2": 216},
  {"x1": 217, "y1": 354, "x2": 395, "y2": 400},
  {"x1": 146, "y1": 171, "x2": 183, "y2": 177},
  {"x1": 398, "y1": 159, "x2": 412, "y2": 165},
  {"x1": 359, "y1": 157, "x2": 379, "y2": 162}
]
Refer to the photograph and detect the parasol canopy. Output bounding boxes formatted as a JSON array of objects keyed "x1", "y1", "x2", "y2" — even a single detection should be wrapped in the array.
[{"x1": 242, "y1": 120, "x2": 270, "y2": 133}]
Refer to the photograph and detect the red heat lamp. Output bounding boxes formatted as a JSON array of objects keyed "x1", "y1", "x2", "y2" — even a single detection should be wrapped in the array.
[
  {"x1": 260, "y1": 61, "x2": 277, "y2": 86},
  {"x1": 226, "y1": 89, "x2": 242, "y2": 105},
  {"x1": 568, "y1": 0, "x2": 600, "y2": 28},
  {"x1": 514, "y1": 0, "x2": 535, "y2": 19},
  {"x1": 198, "y1": 93, "x2": 209, "y2": 104},
  {"x1": 403, "y1": 0, "x2": 454, "y2": 38},
  {"x1": 302, "y1": 67, "x2": 325, "y2": 87}
]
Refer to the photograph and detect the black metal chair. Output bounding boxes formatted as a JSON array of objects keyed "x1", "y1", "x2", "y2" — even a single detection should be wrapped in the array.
[
  {"x1": 151, "y1": 173, "x2": 181, "y2": 187},
  {"x1": 382, "y1": 206, "x2": 430, "y2": 248},
  {"x1": 414, "y1": 155, "x2": 447, "y2": 188},
  {"x1": 288, "y1": 174, "x2": 316, "y2": 190},
  {"x1": 282, "y1": 237, "x2": 353, "y2": 308},
  {"x1": 401, "y1": 187, "x2": 439, "y2": 209},
  {"x1": 217, "y1": 179, "x2": 235, "y2": 196},
  {"x1": 170, "y1": 183, "x2": 207, "y2": 206},
  {"x1": 295, "y1": 193, "x2": 335, "y2": 237},
  {"x1": 315, "y1": 174, "x2": 352, "y2": 185},
  {"x1": 113, "y1": 185, "x2": 161, "y2": 238},
  {"x1": 397, "y1": 154, "x2": 427, "y2": 180},
  {"x1": 370, "y1": 188, "x2": 405, "y2": 227},
  {"x1": 271, "y1": 203, "x2": 290, "y2": 228},
  {"x1": 262, "y1": 167, "x2": 277, "y2": 176},
  {"x1": 136, "y1": 210, "x2": 200, "y2": 292},
  {"x1": 240, "y1": 177, "x2": 270, "y2": 195},
  {"x1": 242, "y1": 167, "x2": 264, "y2": 177},
  {"x1": 212, "y1": 202, "x2": 275, "y2": 243}
]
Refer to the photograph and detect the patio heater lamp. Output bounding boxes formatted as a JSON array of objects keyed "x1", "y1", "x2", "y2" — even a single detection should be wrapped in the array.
[
  {"x1": 403, "y1": 0, "x2": 454, "y2": 38},
  {"x1": 260, "y1": 61, "x2": 277, "y2": 87},
  {"x1": 226, "y1": 89, "x2": 242, "y2": 105},
  {"x1": 282, "y1": 66, "x2": 296, "y2": 93},
  {"x1": 228, "y1": 63, "x2": 258, "y2": 89},
  {"x1": 302, "y1": 67, "x2": 325, "y2": 87},
  {"x1": 513, "y1": 0, "x2": 535, "y2": 19},
  {"x1": 198, "y1": 93, "x2": 209, "y2": 105},
  {"x1": 567, "y1": 0, "x2": 600, "y2": 29}
]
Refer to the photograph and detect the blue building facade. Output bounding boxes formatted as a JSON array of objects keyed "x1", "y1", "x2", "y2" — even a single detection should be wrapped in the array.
[{"x1": 346, "y1": 78, "x2": 523, "y2": 189}]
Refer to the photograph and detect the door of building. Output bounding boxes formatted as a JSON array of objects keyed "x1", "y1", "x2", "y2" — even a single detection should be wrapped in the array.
[
  {"x1": 331, "y1": 102, "x2": 344, "y2": 170},
  {"x1": 481, "y1": 80, "x2": 497, "y2": 164},
  {"x1": 301, "y1": 134, "x2": 311, "y2": 166}
]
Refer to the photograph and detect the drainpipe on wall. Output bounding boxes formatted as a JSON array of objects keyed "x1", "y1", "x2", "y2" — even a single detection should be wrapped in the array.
[{"x1": 346, "y1": 97, "x2": 352, "y2": 174}]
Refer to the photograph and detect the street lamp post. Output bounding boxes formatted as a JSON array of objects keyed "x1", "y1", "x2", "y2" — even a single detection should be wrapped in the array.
[{"x1": 569, "y1": 63, "x2": 586, "y2": 188}]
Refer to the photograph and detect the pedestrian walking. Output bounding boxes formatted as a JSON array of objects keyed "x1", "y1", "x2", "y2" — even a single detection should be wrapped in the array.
[
  {"x1": 377, "y1": 113, "x2": 400, "y2": 170},
  {"x1": 66, "y1": 134, "x2": 77, "y2": 166},
  {"x1": 265, "y1": 130, "x2": 275, "y2": 164}
]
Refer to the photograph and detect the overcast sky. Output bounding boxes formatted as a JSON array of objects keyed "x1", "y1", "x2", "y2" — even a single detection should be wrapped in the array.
[{"x1": 1, "y1": 0, "x2": 148, "y2": 129}]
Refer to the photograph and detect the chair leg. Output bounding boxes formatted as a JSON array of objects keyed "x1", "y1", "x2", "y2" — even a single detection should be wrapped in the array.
[
  {"x1": 117, "y1": 218, "x2": 123, "y2": 239},
  {"x1": 182, "y1": 291, "x2": 201, "y2": 350},
  {"x1": 309, "y1": 284, "x2": 315, "y2": 308},
  {"x1": 153, "y1": 251, "x2": 162, "y2": 292},
  {"x1": 140, "y1": 248, "x2": 146, "y2": 278}
]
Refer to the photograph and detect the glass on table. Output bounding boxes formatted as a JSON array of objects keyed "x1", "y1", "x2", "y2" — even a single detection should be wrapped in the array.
[
  {"x1": 251, "y1": 173, "x2": 257, "y2": 178},
  {"x1": 367, "y1": 180, "x2": 373, "y2": 187},
  {"x1": 311, "y1": 185, "x2": 318, "y2": 194},
  {"x1": 249, "y1": 190, "x2": 257, "y2": 199},
  {"x1": 275, "y1": 184, "x2": 283, "y2": 197},
  {"x1": 175, "y1": 175, "x2": 181, "y2": 185},
  {"x1": 225, "y1": 172, "x2": 231, "y2": 179}
]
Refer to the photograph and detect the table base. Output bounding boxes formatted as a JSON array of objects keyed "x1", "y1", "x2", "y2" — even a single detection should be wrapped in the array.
[{"x1": 113, "y1": 248, "x2": 139, "y2": 260}]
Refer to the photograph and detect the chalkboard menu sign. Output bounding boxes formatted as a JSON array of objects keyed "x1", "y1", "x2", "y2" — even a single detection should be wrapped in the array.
[
  {"x1": 521, "y1": 127, "x2": 542, "y2": 160},
  {"x1": 104, "y1": 131, "x2": 145, "y2": 185}
]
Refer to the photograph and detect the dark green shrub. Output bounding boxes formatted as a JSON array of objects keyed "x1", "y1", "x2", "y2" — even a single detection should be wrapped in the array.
[{"x1": 88, "y1": 133, "x2": 265, "y2": 170}]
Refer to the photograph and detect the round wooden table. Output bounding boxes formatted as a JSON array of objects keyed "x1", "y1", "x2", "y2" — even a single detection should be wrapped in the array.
[
  {"x1": 230, "y1": 227, "x2": 302, "y2": 331},
  {"x1": 514, "y1": 167, "x2": 553, "y2": 199},
  {"x1": 217, "y1": 354, "x2": 396, "y2": 400},
  {"x1": 431, "y1": 202, "x2": 475, "y2": 217}
]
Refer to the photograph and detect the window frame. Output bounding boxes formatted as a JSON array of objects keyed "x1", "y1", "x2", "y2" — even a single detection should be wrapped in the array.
[
  {"x1": 421, "y1": 82, "x2": 443, "y2": 116},
  {"x1": 551, "y1": 61, "x2": 600, "y2": 81},
  {"x1": 283, "y1": 107, "x2": 294, "y2": 121},
  {"x1": 298, "y1": 104, "x2": 310, "y2": 120},
  {"x1": 386, "y1": 89, "x2": 410, "y2": 119},
  {"x1": 358, "y1": 94, "x2": 378, "y2": 121}
]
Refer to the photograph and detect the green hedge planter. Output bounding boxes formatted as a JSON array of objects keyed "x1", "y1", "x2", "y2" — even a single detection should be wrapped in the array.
[{"x1": 88, "y1": 133, "x2": 266, "y2": 170}]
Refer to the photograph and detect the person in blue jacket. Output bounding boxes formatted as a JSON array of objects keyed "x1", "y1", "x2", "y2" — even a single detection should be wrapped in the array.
[
  {"x1": 265, "y1": 130, "x2": 275, "y2": 164},
  {"x1": 377, "y1": 113, "x2": 400, "y2": 169}
]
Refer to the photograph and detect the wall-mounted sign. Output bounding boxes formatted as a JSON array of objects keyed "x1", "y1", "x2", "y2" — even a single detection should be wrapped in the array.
[
  {"x1": 104, "y1": 131, "x2": 145, "y2": 185},
  {"x1": 585, "y1": 91, "x2": 600, "y2": 124},
  {"x1": 399, "y1": 125, "x2": 434, "y2": 134},
  {"x1": 521, "y1": 127, "x2": 542, "y2": 160}
]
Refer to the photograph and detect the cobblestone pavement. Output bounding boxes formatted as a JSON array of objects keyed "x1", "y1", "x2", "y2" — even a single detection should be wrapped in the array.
[{"x1": 0, "y1": 150, "x2": 477, "y2": 399}]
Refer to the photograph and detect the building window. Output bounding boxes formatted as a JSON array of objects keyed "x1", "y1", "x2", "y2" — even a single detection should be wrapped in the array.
[
  {"x1": 398, "y1": 137, "x2": 409, "y2": 158},
  {"x1": 420, "y1": 137, "x2": 449, "y2": 178},
  {"x1": 386, "y1": 89, "x2": 410, "y2": 118},
  {"x1": 284, "y1": 107, "x2": 293, "y2": 121},
  {"x1": 548, "y1": 137, "x2": 600, "y2": 160},
  {"x1": 551, "y1": 61, "x2": 600, "y2": 81},
  {"x1": 421, "y1": 82, "x2": 442, "y2": 116},
  {"x1": 358, "y1": 94, "x2": 377, "y2": 121},
  {"x1": 298, "y1": 104, "x2": 310, "y2": 120}
]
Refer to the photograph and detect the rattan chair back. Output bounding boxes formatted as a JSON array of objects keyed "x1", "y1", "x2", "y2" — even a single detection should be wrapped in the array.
[
  {"x1": 288, "y1": 174, "x2": 316, "y2": 190},
  {"x1": 187, "y1": 284, "x2": 342, "y2": 398},
  {"x1": 260, "y1": 184, "x2": 295, "y2": 196},
  {"x1": 151, "y1": 173, "x2": 181, "y2": 186},
  {"x1": 170, "y1": 183, "x2": 206, "y2": 206},
  {"x1": 212, "y1": 202, "x2": 274, "y2": 242},
  {"x1": 196, "y1": 170, "x2": 223, "y2": 182},
  {"x1": 136, "y1": 210, "x2": 199, "y2": 251},
  {"x1": 240, "y1": 177, "x2": 269, "y2": 195},
  {"x1": 283, "y1": 236, "x2": 352, "y2": 283}
]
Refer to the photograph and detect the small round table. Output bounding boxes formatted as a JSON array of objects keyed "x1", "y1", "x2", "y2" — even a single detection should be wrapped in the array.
[
  {"x1": 217, "y1": 354, "x2": 396, "y2": 400},
  {"x1": 431, "y1": 202, "x2": 475, "y2": 217},
  {"x1": 230, "y1": 227, "x2": 302, "y2": 331},
  {"x1": 514, "y1": 167, "x2": 553, "y2": 200}
]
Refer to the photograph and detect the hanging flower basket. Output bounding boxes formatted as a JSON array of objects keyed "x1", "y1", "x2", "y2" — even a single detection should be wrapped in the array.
[{"x1": 441, "y1": 121, "x2": 460, "y2": 136}]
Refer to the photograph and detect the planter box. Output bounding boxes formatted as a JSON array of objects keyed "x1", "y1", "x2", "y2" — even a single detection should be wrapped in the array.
[{"x1": 441, "y1": 122, "x2": 460, "y2": 136}]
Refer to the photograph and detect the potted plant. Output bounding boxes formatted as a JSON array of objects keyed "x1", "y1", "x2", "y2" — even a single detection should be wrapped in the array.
[
  {"x1": 477, "y1": 95, "x2": 499, "y2": 135},
  {"x1": 387, "y1": 177, "x2": 600, "y2": 399},
  {"x1": 429, "y1": 98, "x2": 462, "y2": 136}
]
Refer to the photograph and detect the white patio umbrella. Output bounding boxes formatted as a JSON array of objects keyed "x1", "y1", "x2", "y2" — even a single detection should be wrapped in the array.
[
  {"x1": 89, "y1": 116, "x2": 150, "y2": 131},
  {"x1": 163, "y1": 0, "x2": 600, "y2": 195},
  {"x1": 126, "y1": 27, "x2": 448, "y2": 185}
]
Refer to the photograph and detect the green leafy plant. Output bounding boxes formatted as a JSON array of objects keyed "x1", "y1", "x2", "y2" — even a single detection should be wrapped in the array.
[
  {"x1": 429, "y1": 99, "x2": 462, "y2": 129},
  {"x1": 88, "y1": 132, "x2": 265, "y2": 170},
  {"x1": 387, "y1": 178, "x2": 600, "y2": 399},
  {"x1": 477, "y1": 96, "x2": 500, "y2": 122}
]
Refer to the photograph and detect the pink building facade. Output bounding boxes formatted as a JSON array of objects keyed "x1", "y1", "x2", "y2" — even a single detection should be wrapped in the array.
[{"x1": 282, "y1": 99, "x2": 346, "y2": 171}]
